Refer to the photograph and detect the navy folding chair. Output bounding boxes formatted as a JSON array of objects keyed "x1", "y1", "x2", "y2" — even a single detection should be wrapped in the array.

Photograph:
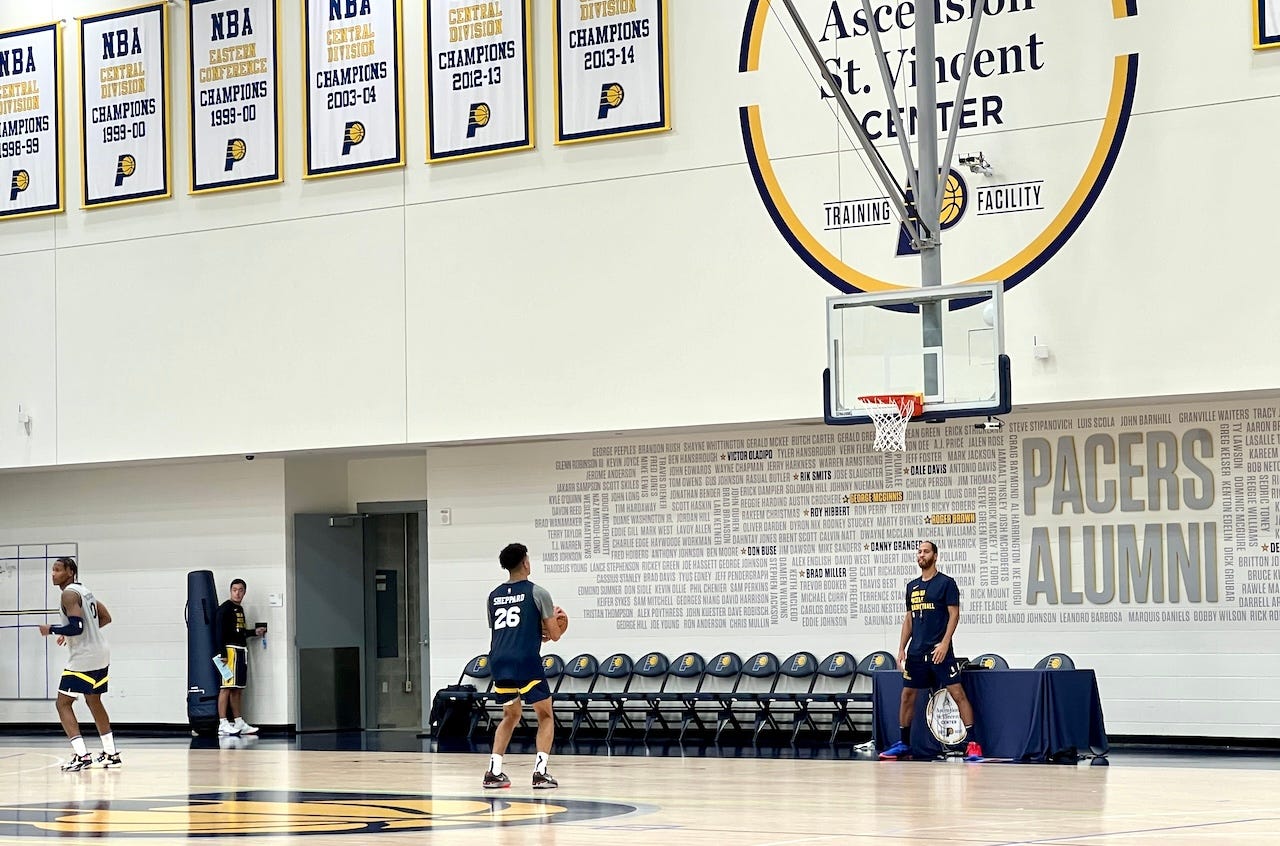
[
  {"x1": 1035, "y1": 653, "x2": 1075, "y2": 670},
  {"x1": 972, "y1": 653, "x2": 1010, "y2": 670},
  {"x1": 755, "y1": 651, "x2": 818, "y2": 744},
  {"x1": 551, "y1": 653, "x2": 599, "y2": 739},
  {"x1": 645, "y1": 651, "x2": 705, "y2": 739},
  {"x1": 716, "y1": 652, "x2": 779, "y2": 743},
  {"x1": 681, "y1": 651, "x2": 741, "y2": 742},
  {"x1": 581, "y1": 653, "x2": 634, "y2": 740},
  {"x1": 795, "y1": 651, "x2": 856, "y2": 744}
]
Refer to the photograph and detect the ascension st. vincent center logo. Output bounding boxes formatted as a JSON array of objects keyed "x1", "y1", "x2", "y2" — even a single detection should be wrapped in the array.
[{"x1": 738, "y1": 0, "x2": 1139, "y2": 294}]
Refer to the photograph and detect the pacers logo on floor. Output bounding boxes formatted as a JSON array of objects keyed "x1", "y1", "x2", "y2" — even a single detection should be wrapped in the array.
[
  {"x1": 738, "y1": 0, "x2": 1140, "y2": 294},
  {"x1": 0, "y1": 790, "x2": 636, "y2": 837}
]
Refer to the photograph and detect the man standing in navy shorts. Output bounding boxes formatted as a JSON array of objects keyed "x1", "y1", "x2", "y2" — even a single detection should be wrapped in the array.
[{"x1": 880, "y1": 541, "x2": 980, "y2": 760}]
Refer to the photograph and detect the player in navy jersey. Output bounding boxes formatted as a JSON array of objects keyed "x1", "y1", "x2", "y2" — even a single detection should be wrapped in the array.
[
  {"x1": 880, "y1": 541, "x2": 980, "y2": 760},
  {"x1": 483, "y1": 543, "x2": 566, "y2": 790}
]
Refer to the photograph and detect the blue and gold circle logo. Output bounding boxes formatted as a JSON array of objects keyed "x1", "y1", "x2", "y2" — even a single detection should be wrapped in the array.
[
  {"x1": 0, "y1": 790, "x2": 636, "y2": 838},
  {"x1": 738, "y1": 1, "x2": 1140, "y2": 294}
]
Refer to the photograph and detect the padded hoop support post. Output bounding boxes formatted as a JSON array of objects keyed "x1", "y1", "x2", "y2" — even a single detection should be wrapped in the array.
[{"x1": 822, "y1": 354, "x2": 1012, "y2": 426}]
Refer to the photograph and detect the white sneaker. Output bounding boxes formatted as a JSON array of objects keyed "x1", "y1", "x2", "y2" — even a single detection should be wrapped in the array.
[
  {"x1": 218, "y1": 719, "x2": 240, "y2": 736},
  {"x1": 234, "y1": 717, "x2": 258, "y2": 735}
]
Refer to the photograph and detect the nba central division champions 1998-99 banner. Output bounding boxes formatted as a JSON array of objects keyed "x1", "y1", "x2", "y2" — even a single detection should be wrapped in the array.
[
  {"x1": 79, "y1": 3, "x2": 170, "y2": 207},
  {"x1": 189, "y1": 0, "x2": 282, "y2": 192},
  {"x1": 0, "y1": 23, "x2": 62, "y2": 219}
]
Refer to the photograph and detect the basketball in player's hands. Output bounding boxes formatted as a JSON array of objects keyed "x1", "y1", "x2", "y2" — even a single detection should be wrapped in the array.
[{"x1": 555, "y1": 606, "x2": 569, "y2": 635}]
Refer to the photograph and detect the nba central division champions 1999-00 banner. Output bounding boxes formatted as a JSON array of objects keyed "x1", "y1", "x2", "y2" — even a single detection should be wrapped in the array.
[
  {"x1": 0, "y1": 22, "x2": 62, "y2": 219},
  {"x1": 188, "y1": 0, "x2": 283, "y2": 192},
  {"x1": 79, "y1": 2, "x2": 170, "y2": 207},
  {"x1": 305, "y1": 0, "x2": 404, "y2": 176},
  {"x1": 425, "y1": 0, "x2": 533, "y2": 161}
]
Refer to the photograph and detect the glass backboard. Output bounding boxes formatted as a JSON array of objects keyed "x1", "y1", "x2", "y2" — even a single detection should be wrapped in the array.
[{"x1": 824, "y1": 281, "x2": 1010, "y2": 424}]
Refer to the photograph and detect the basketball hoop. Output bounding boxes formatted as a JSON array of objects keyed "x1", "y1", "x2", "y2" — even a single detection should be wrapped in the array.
[{"x1": 857, "y1": 393, "x2": 923, "y2": 451}]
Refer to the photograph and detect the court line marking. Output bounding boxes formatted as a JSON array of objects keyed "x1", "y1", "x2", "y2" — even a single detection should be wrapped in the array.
[{"x1": 998, "y1": 815, "x2": 1280, "y2": 844}]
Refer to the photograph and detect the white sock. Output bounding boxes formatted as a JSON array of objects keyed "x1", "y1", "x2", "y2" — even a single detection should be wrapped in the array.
[
  {"x1": 101, "y1": 732, "x2": 116, "y2": 754},
  {"x1": 71, "y1": 736, "x2": 87, "y2": 756},
  {"x1": 534, "y1": 752, "x2": 550, "y2": 775},
  {"x1": 489, "y1": 754, "x2": 503, "y2": 774}
]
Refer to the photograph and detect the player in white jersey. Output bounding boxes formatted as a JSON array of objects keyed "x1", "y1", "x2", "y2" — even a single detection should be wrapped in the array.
[{"x1": 37, "y1": 557, "x2": 121, "y2": 771}]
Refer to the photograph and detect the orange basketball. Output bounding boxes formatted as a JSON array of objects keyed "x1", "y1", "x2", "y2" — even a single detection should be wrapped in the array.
[{"x1": 555, "y1": 606, "x2": 569, "y2": 635}]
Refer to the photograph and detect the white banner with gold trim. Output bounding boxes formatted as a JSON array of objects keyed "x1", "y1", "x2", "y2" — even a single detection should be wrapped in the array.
[
  {"x1": 0, "y1": 22, "x2": 63, "y2": 219},
  {"x1": 189, "y1": 0, "x2": 282, "y2": 192},
  {"x1": 80, "y1": 3, "x2": 170, "y2": 207},
  {"x1": 1257, "y1": 0, "x2": 1280, "y2": 48},
  {"x1": 304, "y1": 0, "x2": 404, "y2": 176},
  {"x1": 553, "y1": 0, "x2": 669, "y2": 144},
  {"x1": 426, "y1": 0, "x2": 533, "y2": 162}
]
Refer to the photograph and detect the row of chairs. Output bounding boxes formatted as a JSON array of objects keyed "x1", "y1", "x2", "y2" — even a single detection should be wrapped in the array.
[{"x1": 438, "y1": 650, "x2": 898, "y2": 745}]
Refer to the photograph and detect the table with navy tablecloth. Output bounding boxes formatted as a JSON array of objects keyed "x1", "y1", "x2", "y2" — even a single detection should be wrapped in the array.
[{"x1": 872, "y1": 668, "x2": 1109, "y2": 761}]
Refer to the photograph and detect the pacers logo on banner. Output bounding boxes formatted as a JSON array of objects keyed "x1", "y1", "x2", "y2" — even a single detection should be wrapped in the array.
[
  {"x1": 9, "y1": 170, "x2": 30, "y2": 201},
  {"x1": 466, "y1": 102, "x2": 490, "y2": 138},
  {"x1": 738, "y1": 1, "x2": 1141, "y2": 294},
  {"x1": 114, "y1": 154, "x2": 136, "y2": 186},
  {"x1": 342, "y1": 120, "x2": 365, "y2": 154},
  {"x1": 224, "y1": 138, "x2": 247, "y2": 171},
  {"x1": 597, "y1": 82, "x2": 623, "y2": 118}
]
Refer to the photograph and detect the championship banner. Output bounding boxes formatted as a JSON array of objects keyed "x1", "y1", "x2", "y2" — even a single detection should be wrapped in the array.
[
  {"x1": 304, "y1": 0, "x2": 404, "y2": 177},
  {"x1": 553, "y1": 0, "x2": 669, "y2": 144},
  {"x1": 1257, "y1": 0, "x2": 1280, "y2": 48},
  {"x1": 79, "y1": 3, "x2": 171, "y2": 207},
  {"x1": 425, "y1": 0, "x2": 533, "y2": 162},
  {"x1": 188, "y1": 0, "x2": 282, "y2": 193},
  {"x1": 0, "y1": 23, "x2": 63, "y2": 220}
]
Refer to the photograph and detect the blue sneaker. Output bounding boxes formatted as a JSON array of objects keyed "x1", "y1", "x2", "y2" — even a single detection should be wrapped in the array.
[{"x1": 879, "y1": 740, "x2": 911, "y2": 760}]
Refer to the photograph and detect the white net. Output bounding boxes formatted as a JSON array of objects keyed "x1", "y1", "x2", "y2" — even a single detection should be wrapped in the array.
[{"x1": 858, "y1": 395, "x2": 920, "y2": 452}]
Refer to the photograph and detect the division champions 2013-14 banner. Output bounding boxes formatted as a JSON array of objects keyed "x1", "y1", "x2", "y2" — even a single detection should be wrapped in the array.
[
  {"x1": 188, "y1": 0, "x2": 282, "y2": 192},
  {"x1": 0, "y1": 22, "x2": 63, "y2": 219},
  {"x1": 304, "y1": 0, "x2": 404, "y2": 177},
  {"x1": 553, "y1": 0, "x2": 669, "y2": 144},
  {"x1": 425, "y1": 0, "x2": 533, "y2": 162},
  {"x1": 79, "y1": 3, "x2": 171, "y2": 207}
]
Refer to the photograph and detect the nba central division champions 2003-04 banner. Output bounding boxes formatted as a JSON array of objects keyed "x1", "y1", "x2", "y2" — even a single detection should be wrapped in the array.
[
  {"x1": 0, "y1": 22, "x2": 63, "y2": 219},
  {"x1": 305, "y1": 0, "x2": 404, "y2": 177}
]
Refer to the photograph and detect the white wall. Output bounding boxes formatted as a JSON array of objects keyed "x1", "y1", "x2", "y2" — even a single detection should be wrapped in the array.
[
  {"x1": 0, "y1": 459, "x2": 289, "y2": 725},
  {"x1": 0, "y1": 3, "x2": 1276, "y2": 464}
]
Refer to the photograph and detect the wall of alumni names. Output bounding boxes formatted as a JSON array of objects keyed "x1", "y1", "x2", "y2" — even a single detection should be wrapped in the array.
[{"x1": 531, "y1": 401, "x2": 1280, "y2": 637}]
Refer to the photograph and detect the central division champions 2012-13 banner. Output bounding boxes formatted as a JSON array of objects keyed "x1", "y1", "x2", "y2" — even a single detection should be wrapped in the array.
[
  {"x1": 304, "y1": 0, "x2": 404, "y2": 176},
  {"x1": 188, "y1": 0, "x2": 282, "y2": 192},
  {"x1": 0, "y1": 23, "x2": 63, "y2": 219},
  {"x1": 553, "y1": 0, "x2": 669, "y2": 144},
  {"x1": 79, "y1": 3, "x2": 170, "y2": 207},
  {"x1": 425, "y1": 0, "x2": 533, "y2": 162}
]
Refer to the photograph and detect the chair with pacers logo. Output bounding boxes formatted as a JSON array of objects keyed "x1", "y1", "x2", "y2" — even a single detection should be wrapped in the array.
[
  {"x1": 483, "y1": 653, "x2": 564, "y2": 736},
  {"x1": 1035, "y1": 653, "x2": 1076, "y2": 670},
  {"x1": 754, "y1": 651, "x2": 819, "y2": 744},
  {"x1": 970, "y1": 653, "x2": 1009, "y2": 670},
  {"x1": 612, "y1": 652, "x2": 669, "y2": 741},
  {"x1": 849, "y1": 651, "x2": 897, "y2": 731},
  {"x1": 580, "y1": 653, "x2": 634, "y2": 741},
  {"x1": 643, "y1": 651, "x2": 705, "y2": 740},
  {"x1": 795, "y1": 651, "x2": 858, "y2": 744},
  {"x1": 680, "y1": 651, "x2": 741, "y2": 742},
  {"x1": 429, "y1": 654, "x2": 492, "y2": 739},
  {"x1": 550, "y1": 653, "x2": 599, "y2": 740},
  {"x1": 715, "y1": 651, "x2": 780, "y2": 744}
]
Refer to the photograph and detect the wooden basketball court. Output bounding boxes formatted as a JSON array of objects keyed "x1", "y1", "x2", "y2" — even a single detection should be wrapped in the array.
[{"x1": 0, "y1": 738, "x2": 1276, "y2": 843}]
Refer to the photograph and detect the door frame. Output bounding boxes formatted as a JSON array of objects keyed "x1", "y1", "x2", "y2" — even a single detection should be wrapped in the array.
[{"x1": 357, "y1": 500, "x2": 429, "y2": 729}]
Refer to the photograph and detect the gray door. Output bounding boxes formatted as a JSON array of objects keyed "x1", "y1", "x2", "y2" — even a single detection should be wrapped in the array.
[
  {"x1": 363, "y1": 512, "x2": 424, "y2": 729},
  {"x1": 294, "y1": 514, "x2": 365, "y2": 731}
]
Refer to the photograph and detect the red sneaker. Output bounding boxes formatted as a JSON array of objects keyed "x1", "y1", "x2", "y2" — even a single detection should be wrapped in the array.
[{"x1": 964, "y1": 741, "x2": 983, "y2": 762}]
